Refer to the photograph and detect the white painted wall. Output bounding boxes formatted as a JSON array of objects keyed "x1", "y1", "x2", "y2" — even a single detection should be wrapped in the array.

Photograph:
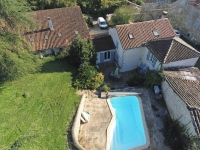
[
  {"x1": 109, "y1": 28, "x2": 123, "y2": 67},
  {"x1": 96, "y1": 49, "x2": 115, "y2": 64},
  {"x1": 163, "y1": 57, "x2": 199, "y2": 69},
  {"x1": 161, "y1": 80, "x2": 197, "y2": 136},
  {"x1": 120, "y1": 47, "x2": 144, "y2": 72},
  {"x1": 140, "y1": 47, "x2": 162, "y2": 71}
]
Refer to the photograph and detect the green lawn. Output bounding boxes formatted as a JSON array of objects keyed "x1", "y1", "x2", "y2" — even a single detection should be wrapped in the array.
[{"x1": 0, "y1": 57, "x2": 80, "y2": 149}]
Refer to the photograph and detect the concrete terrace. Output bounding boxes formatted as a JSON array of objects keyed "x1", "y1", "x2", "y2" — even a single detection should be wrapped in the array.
[{"x1": 78, "y1": 90, "x2": 112, "y2": 150}]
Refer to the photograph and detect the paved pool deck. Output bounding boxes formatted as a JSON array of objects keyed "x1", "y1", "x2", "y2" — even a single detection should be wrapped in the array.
[{"x1": 78, "y1": 88, "x2": 170, "y2": 150}]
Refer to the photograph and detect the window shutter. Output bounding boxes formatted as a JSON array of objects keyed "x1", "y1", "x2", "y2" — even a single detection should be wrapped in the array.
[
  {"x1": 100, "y1": 53, "x2": 104, "y2": 63},
  {"x1": 147, "y1": 50, "x2": 150, "y2": 60},
  {"x1": 152, "y1": 57, "x2": 157, "y2": 68}
]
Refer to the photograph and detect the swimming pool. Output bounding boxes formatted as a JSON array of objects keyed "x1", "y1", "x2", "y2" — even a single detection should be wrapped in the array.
[{"x1": 110, "y1": 95, "x2": 148, "y2": 150}]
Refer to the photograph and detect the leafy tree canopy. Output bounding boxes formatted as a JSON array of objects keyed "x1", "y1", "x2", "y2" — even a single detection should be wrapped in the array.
[
  {"x1": 74, "y1": 65, "x2": 104, "y2": 89},
  {"x1": 0, "y1": 0, "x2": 36, "y2": 33},
  {"x1": 69, "y1": 35, "x2": 96, "y2": 67},
  {"x1": 26, "y1": 0, "x2": 76, "y2": 10},
  {"x1": 109, "y1": 5, "x2": 138, "y2": 26},
  {"x1": 77, "y1": 0, "x2": 126, "y2": 17},
  {"x1": 0, "y1": 32, "x2": 41, "y2": 81}
]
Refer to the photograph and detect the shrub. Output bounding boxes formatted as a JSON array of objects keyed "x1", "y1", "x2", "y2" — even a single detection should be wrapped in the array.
[
  {"x1": 102, "y1": 84, "x2": 111, "y2": 92},
  {"x1": 144, "y1": 70, "x2": 164, "y2": 88},
  {"x1": 126, "y1": 75, "x2": 145, "y2": 86},
  {"x1": 163, "y1": 116, "x2": 199, "y2": 150},
  {"x1": 74, "y1": 65, "x2": 104, "y2": 90}
]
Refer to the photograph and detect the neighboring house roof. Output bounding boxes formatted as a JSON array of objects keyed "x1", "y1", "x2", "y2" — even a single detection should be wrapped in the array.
[
  {"x1": 164, "y1": 67, "x2": 200, "y2": 136},
  {"x1": 145, "y1": 37, "x2": 200, "y2": 63},
  {"x1": 116, "y1": 18, "x2": 176, "y2": 50},
  {"x1": 23, "y1": 6, "x2": 89, "y2": 51},
  {"x1": 92, "y1": 35, "x2": 116, "y2": 52}
]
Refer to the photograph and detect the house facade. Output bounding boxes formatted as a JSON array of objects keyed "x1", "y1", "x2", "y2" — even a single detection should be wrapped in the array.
[
  {"x1": 23, "y1": 6, "x2": 89, "y2": 55},
  {"x1": 161, "y1": 67, "x2": 200, "y2": 137},
  {"x1": 92, "y1": 34, "x2": 116, "y2": 64},
  {"x1": 108, "y1": 18, "x2": 200, "y2": 72}
]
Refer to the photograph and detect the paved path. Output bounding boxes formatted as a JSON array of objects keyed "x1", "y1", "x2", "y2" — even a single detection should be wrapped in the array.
[{"x1": 78, "y1": 90, "x2": 112, "y2": 150}]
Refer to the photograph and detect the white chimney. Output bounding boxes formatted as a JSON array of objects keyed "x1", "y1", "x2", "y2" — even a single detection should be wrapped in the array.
[
  {"x1": 161, "y1": 11, "x2": 168, "y2": 19},
  {"x1": 47, "y1": 17, "x2": 54, "y2": 31}
]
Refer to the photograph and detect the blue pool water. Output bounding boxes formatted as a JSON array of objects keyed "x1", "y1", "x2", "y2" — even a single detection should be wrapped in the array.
[{"x1": 110, "y1": 96, "x2": 146, "y2": 150}]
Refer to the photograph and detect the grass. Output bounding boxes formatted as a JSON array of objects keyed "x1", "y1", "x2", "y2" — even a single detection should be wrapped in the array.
[{"x1": 0, "y1": 57, "x2": 80, "y2": 150}]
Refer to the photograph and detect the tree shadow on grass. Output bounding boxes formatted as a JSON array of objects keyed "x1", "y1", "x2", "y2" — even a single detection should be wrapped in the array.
[{"x1": 40, "y1": 57, "x2": 78, "y2": 79}]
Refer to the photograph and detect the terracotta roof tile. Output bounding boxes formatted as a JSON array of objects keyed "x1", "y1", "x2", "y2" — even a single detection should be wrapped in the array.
[
  {"x1": 92, "y1": 35, "x2": 116, "y2": 52},
  {"x1": 145, "y1": 37, "x2": 200, "y2": 63},
  {"x1": 23, "y1": 6, "x2": 89, "y2": 51},
  {"x1": 116, "y1": 18, "x2": 176, "y2": 50},
  {"x1": 164, "y1": 67, "x2": 200, "y2": 136}
]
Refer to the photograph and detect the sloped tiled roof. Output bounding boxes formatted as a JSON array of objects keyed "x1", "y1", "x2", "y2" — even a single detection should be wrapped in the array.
[
  {"x1": 164, "y1": 67, "x2": 200, "y2": 136},
  {"x1": 145, "y1": 37, "x2": 200, "y2": 63},
  {"x1": 116, "y1": 18, "x2": 176, "y2": 50},
  {"x1": 92, "y1": 35, "x2": 116, "y2": 52},
  {"x1": 23, "y1": 6, "x2": 89, "y2": 51}
]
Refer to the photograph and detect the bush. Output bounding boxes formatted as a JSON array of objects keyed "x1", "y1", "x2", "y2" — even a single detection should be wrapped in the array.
[
  {"x1": 163, "y1": 116, "x2": 199, "y2": 150},
  {"x1": 74, "y1": 65, "x2": 104, "y2": 90},
  {"x1": 126, "y1": 75, "x2": 145, "y2": 86},
  {"x1": 102, "y1": 84, "x2": 111, "y2": 92},
  {"x1": 144, "y1": 70, "x2": 164, "y2": 88}
]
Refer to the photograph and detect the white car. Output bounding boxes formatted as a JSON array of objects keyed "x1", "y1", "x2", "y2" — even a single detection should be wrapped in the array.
[
  {"x1": 174, "y1": 29, "x2": 180, "y2": 37},
  {"x1": 97, "y1": 17, "x2": 108, "y2": 29}
]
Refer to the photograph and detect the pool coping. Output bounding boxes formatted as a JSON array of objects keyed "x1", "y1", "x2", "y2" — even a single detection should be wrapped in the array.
[{"x1": 106, "y1": 93, "x2": 150, "y2": 150}]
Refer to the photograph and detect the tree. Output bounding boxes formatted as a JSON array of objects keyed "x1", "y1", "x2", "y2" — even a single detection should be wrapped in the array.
[
  {"x1": 69, "y1": 35, "x2": 96, "y2": 67},
  {"x1": 109, "y1": 6, "x2": 138, "y2": 26},
  {"x1": 0, "y1": 32, "x2": 41, "y2": 81},
  {"x1": 0, "y1": 0, "x2": 36, "y2": 33},
  {"x1": 26, "y1": 0, "x2": 76, "y2": 10},
  {"x1": 74, "y1": 65, "x2": 104, "y2": 89}
]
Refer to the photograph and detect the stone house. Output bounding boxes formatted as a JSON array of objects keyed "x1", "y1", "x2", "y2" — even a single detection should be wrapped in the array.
[
  {"x1": 162, "y1": 67, "x2": 200, "y2": 137},
  {"x1": 23, "y1": 6, "x2": 89, "y2": 55},
  {"x1": 108, "y1": 18, "x2": 200, "y2": 72}
]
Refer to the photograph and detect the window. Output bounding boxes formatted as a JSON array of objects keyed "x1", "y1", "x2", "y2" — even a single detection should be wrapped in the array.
[
  {"x1": 147, "y1": 50, "x2": 157, "y2": 68},
  {"x1": 45, "y1": 35, "x2": 48, "y2": 40},
  {"x1": 128, "y1": 33, "x2": 134, "y2": 39},
  {"x1": 58, "y1": 33, "x2": 62, "y2": 37},
  {"x1": 149, "y1": 54, "x2": 155, "y2": 63},
  {"x1": 153, "y1": 30, "x2": 159, "y2": 36},
  {"x1": 104, "y1": 51, "x2": 110, "y2": 61},
  {"x1": 30, "y1": 38, "x2": 34, "y2": 42}
]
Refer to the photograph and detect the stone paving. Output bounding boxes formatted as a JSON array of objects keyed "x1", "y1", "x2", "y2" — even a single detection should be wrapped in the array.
[{"x1": 78, "y1": 90, "x2": 112, "y2": 150}]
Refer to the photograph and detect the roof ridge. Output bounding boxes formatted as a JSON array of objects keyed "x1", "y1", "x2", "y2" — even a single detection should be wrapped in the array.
[
  {"x1": 163, "y1": 39, "x2": 174, "y2": 63},
  {"x1": 173, "y1": 38, "x2": 200, "y2": 55}
]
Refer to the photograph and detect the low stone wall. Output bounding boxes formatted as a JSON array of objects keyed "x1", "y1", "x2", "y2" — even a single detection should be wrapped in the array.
[{"x1": 71, "y1": 94, "x2": 86, "y2": 150}]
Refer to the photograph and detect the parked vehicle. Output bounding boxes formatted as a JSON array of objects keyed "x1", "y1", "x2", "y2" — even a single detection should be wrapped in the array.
[
  {"x1": 97, "y1": 17, "x2": 108, "y2": 29},
  {"x1": 174, "y1": 29, "x2": 180, "y2": 37}
]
